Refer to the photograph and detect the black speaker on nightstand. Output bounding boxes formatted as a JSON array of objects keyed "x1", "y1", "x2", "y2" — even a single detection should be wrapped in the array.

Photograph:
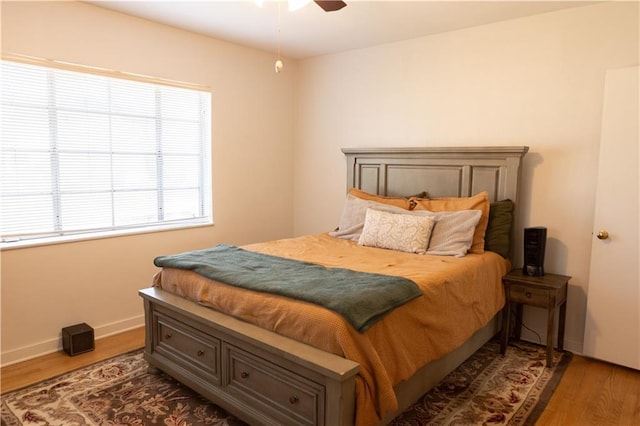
[
  {"x1": 62, "y1": 323, "x2": 95, "y2": 356},
  {"x1": 523, "y1": 227, "x2": 547, "y2": 276}
]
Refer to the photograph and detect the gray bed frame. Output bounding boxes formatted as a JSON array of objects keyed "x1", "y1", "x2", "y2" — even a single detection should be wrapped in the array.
[{"x1": 139, "y1": 146, "x2": 529, "y2": 426}]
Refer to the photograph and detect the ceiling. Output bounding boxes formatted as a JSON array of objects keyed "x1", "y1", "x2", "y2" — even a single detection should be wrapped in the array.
[{"x1": 88, "y1": 1, "x2": 597, "y2": 59}]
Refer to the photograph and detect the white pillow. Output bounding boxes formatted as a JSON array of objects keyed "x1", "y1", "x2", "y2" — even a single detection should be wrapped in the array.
[
  {"x1": 424, "y1": 210, "x2": 482, "y2": 257},
  {"x1": 329, "y1": 195, "x2": 410, "y2": 241},
  {"x1": 358, "y1": 208, "x2": 435, "y2": 254}
]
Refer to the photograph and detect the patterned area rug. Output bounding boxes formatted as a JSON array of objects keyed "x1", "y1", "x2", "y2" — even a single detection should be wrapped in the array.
[{"x1": 1, "y1": 339, "x2": 571, "y2": 426}]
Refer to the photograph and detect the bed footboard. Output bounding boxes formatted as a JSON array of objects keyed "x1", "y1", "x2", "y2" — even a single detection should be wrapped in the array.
[{"x1": 139, "y1": 287, "x2": 359, "y2": 426}]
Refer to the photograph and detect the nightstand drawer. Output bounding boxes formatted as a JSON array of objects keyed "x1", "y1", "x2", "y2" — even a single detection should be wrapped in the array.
[{"x1": 508, "y1": 284, "x2": 549, "y2": 307}]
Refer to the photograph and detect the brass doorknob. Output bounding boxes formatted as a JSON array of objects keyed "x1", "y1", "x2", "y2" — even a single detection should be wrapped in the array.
[{"x1": 596, "y1": 230, "x2": 609, "y2": 240}]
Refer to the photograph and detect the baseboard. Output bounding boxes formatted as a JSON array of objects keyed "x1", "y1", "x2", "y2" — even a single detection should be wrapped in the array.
[
  {"x1": 561, "y1": 338, "x2": 583, "y2": 355},
  {"x1": 518, "y1": 334, "x2": 583, "y2": 356},
  {"x1": 0, "y1": 315, "x2": 144, "y2": 367}
]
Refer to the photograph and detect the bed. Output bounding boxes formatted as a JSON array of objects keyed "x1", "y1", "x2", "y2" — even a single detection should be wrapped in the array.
[{"x1": 139, "y1": 146, "x2": 529, "y2": 426}]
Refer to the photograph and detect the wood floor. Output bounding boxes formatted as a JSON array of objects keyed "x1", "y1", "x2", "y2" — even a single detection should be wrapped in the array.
[
  {"x1": 2, "y1": 328, "x2": 639, "y2": 425},
  {"x1": 1, "y1": 327, "x2": 145, "y2": 393}
]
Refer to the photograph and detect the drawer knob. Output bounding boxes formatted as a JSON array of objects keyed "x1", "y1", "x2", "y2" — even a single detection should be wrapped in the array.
[
  {"x1": 525, "y1": 291, "x2": 532, "y2": 298},
  {"x1": 197, "y1": 350, "x2": 205, "y2": 357},
  {"x1": 240, "y1": 371, "x2": 249, "y2": 379},
  {"x1": 164, "y1": 333, "x2": 172, "y2": 339},
  {"x1": 289, "y1": 395, "x2": 299, "y2": 404}
]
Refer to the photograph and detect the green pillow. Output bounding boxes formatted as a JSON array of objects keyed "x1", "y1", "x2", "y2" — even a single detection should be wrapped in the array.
[
  {"x1": 484, "y1": 199, "x2": 514, "y2": 258},
  {"x1": 407, "y1": 191, "x2": 429, "y2": 199}
]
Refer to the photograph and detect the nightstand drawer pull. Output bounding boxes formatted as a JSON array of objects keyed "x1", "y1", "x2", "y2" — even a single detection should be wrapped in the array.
[
  {"x1": 197, "y1": 349, "x2": 205, "y2": 357},
  {"x1": 164, "y1": 333, "x2": 172, "y2": 339},
  {"x1": 526, "y1": 291, "x2": 532, "y2": 298},
  {"x1": 289, "y1": 395, "x2": 299, "y2": 404},
  {"x1": 240, "y1": 371, "x2": 249, "y2": 379}
]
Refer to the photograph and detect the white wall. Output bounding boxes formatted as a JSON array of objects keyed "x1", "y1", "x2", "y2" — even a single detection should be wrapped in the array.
[
  {"x1": 1, "y1": 1, "x2": 296, "y2": 365},
  {"x1": 293, "y1": 2, "x2": 639, "y2": 354}
]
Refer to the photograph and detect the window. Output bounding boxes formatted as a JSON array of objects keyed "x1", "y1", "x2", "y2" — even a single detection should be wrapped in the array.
[{"x1": 1, "y1": 59, "x2": 212, "y2": 246}]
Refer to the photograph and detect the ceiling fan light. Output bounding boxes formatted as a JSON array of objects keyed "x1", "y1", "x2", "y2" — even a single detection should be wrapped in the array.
[{"x1": 288, "y1": 0, "x2": 313, "y2": 12}]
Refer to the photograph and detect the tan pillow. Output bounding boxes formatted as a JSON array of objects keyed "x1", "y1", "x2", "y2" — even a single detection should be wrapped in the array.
[
  {"x1": 348, "y1": 187, "x2": 413, "y2": 210},
  {"x1": 409, "y1": 191, "x2": 490, "y2": 254},
  {"x1": 358, "y1": 208, "x2": 436, "y2": 254}
]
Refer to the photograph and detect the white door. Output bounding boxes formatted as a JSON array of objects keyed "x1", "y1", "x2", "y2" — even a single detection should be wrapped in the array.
[{"x1": 583, "y1": 66, "x2": 639, "y2": 370}]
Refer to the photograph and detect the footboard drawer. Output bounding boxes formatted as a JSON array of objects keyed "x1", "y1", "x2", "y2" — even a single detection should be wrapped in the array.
[
  {"x1": 153, "y1": 312, "x2": 221, "y2": 385},
  {"x1": 224, "y1": 343, "x2": 325, "y2": 426}
]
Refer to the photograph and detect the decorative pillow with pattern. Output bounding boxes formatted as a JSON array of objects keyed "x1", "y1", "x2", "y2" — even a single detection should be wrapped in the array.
[{"x1": 358, "y1": 208, "x2": 435, "y2": 254}]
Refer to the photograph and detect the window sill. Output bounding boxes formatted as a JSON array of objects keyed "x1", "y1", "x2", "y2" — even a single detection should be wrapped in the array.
[{"x1": 0, "y1": 221, "x2": 214, "y2": 251}]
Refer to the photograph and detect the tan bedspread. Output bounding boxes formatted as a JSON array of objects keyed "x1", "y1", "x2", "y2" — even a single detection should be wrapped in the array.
[{"x1": 153, "y1": 233, "x2": 509, "y2": 425}]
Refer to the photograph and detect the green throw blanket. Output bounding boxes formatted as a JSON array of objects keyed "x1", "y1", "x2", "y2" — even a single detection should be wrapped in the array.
[{"x1": 154, "y1": 244, "x2": 422, "y2": 332}]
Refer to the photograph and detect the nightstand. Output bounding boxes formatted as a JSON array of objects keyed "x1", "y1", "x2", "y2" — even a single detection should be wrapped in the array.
[{"x1": 500, "y1": 269, "x2": 570, "y2": 367}]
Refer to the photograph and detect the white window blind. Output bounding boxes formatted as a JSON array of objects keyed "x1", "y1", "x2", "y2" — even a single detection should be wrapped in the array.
[{"x1": 1, "y1": 59, "x2": 212, "y2": 245}]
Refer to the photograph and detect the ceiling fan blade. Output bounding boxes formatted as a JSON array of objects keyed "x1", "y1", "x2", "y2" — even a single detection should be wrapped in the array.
[{"x1": 314, "y1": 1, "x2": 347, "y2": 12}]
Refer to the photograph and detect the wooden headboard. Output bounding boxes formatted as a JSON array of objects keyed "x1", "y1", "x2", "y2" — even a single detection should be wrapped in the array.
[{"x1": 343, "y1": 146, "x2": 529, "y2": 205}]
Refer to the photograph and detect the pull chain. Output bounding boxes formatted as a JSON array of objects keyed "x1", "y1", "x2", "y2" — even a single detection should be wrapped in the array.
[{"x1": 275, "y1": 1, "x2": 283, "y2": 73}]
